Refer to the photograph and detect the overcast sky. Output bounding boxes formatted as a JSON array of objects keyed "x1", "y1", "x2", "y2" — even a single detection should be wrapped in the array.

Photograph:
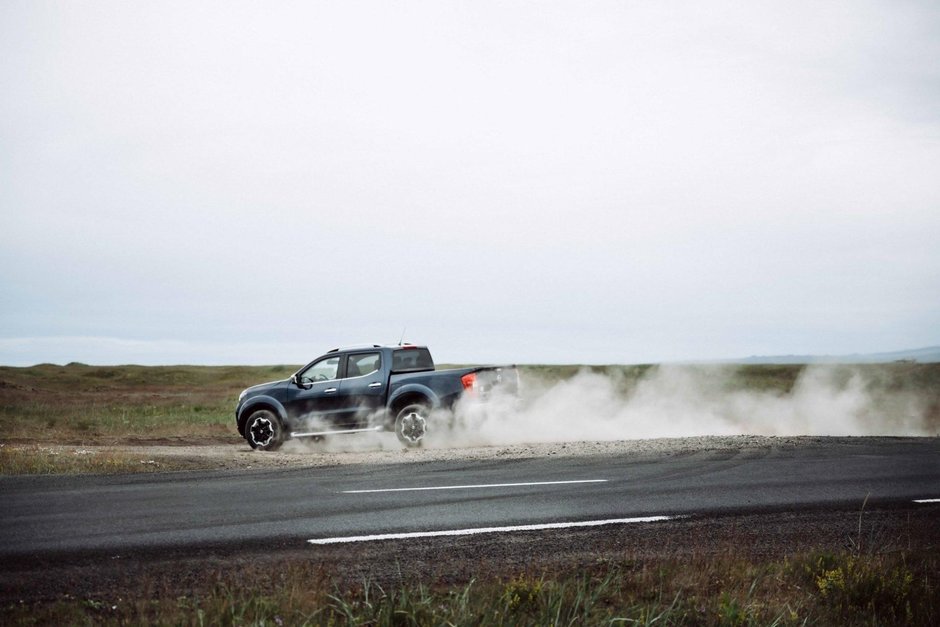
[{"x1": 1, "y1": 1, "x2": 938, "y2": 366}]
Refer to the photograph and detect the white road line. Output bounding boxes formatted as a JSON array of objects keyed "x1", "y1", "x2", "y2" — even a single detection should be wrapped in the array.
[
  {"x1": 307, "y1": 516, "x2": 673, "y2": 545},
  {"x1": 913, "y1": 498, "x2": 940, "y2": 503},
  {"x1": 342, "y1": 479, "x2": 608, "y2": 494}
]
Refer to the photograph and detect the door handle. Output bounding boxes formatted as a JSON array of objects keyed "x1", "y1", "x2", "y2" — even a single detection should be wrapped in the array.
[
  {"x1": 324, "y1": 388, "x2": 337, "y2": 393},
  {"x1": 368, "y1": 382, "x2": 382, "y2": 388}
]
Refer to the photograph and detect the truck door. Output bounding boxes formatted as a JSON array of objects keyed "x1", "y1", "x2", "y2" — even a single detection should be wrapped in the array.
[
  {"x1": 337, "y1": 351, "x2": 385, "y2": 428},
  {"x1": 286, "y1": 355, "x2": 344, "y2": 428}
]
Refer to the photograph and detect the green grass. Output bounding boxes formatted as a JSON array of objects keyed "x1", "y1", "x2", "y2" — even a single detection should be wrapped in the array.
[
  {"x1": 2, "y1": 549, "x2": 936, "y2": 625},
  {"x1": 0, "y1": 363, "x2": 300, "y2": 443}
]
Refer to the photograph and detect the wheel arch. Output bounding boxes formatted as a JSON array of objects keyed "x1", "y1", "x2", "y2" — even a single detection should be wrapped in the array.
[
  {"x1": 237, "y1": 396, "x2": 288, "y2": 435},
  {"x1": 387, "y1": 386, "x2": 438, "y2": 427}
]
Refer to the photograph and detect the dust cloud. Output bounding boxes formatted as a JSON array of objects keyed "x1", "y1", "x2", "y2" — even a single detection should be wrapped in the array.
[
  {"x1": 433, "y1": 365, "x2": 934, "y2": 448},
  {"x1": 282, "y1": 364, "x2": 934, "y2": 453},
  {"x1": 280, "y1": 415, "x2": 399, "y2": 454}
]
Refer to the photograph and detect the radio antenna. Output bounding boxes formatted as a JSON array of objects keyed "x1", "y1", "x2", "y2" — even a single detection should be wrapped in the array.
[{"x1": 398, "y1": 327, "x2": 407, "y2": 346}]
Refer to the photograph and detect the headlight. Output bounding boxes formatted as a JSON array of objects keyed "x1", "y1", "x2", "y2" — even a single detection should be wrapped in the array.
[{"x1": 238, "y1": 388, "x2": 248, "y2": 402}]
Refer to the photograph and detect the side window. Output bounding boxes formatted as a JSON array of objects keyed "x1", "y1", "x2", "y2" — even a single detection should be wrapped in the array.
[
  {"x1": 392, "y1": 348, "x2": 433, "y2": 371},
  {"x1": 300, "y1": 356, "x2": 340, "y2": 384},
  {"x1": 346, "y1": 352, "x2": 381, "y2": 378}
]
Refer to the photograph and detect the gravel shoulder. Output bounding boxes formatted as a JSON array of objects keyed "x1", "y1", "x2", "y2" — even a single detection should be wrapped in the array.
[{"x1": 4, "y1": 434, "x2": 923, "y2": 474}]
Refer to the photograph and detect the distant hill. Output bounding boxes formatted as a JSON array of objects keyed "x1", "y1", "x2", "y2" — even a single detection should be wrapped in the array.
[{"x1": 733, "y1": 345, "x2": 940, "y2": 364}]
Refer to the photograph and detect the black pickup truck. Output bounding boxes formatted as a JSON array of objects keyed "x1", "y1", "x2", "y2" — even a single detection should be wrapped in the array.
[{"x1": 235, "y1": 344, "x2": 517, "y2": 450}]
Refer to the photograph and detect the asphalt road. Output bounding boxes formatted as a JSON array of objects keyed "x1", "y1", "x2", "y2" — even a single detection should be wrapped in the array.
[{"x1": 2, "y1": 437, "x2": 938, "y2": 558}]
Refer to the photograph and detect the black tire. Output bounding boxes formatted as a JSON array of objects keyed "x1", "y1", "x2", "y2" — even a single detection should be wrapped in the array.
[
  {"x1": 395, "y1": 403, "x2": 429, "y2": 447},
  {"x1": 245, "y1": 409, "x2": 285, "y2": 451}
]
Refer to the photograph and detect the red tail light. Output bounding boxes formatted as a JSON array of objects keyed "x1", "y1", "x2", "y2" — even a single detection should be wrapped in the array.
[{"x1": 461, "y1": 372, "x2": 477, "y2": 391}]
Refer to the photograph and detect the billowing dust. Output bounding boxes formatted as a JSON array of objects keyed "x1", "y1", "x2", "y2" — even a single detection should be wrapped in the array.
[{"x1": 283, "y1": 364, "x2": 935, "y2": 453}]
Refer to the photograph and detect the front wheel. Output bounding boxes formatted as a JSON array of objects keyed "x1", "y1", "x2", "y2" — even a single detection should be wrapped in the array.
[
  {"x1": 395, "y1": 404, "x2": 429, "y2": 447},
  {"x1": 245, "y1": 409, "x2": 285, "y2": 451}
]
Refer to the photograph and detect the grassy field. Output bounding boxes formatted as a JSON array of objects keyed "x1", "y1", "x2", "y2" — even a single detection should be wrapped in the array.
[
  {"x1": 0, "y1": 362, "x2": 300, "y2": 444},
  {"x1": 0, "y1": 363, "x2": 298, "y2": 473},
  {"x1": 1, "y1": 361, "x2": 938, "y2": 475}
]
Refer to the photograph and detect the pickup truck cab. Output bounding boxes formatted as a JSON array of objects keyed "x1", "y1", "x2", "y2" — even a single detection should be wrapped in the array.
[{"x1": 235, "y1": 344, "x2": 516, "y2": 450}]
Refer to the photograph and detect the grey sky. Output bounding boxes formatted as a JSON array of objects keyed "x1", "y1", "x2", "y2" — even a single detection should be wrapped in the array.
[{"x1": 1, "y1": 1, "x2": 938, "y2": 366}]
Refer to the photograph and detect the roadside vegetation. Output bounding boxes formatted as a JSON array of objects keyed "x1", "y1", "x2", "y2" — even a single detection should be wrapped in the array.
[
  {"x1": 0, "y1": 363, "x2": 299, "y2": 444},
  {"x1": 0, "y1": 363, "x2": 296, "y2": 474},
  {"x1": 3, "y1": 547, "x2": 936, "y2": 626},
  {"x1": 0, "y1": 445, "x2": 171, "y2": 475}
]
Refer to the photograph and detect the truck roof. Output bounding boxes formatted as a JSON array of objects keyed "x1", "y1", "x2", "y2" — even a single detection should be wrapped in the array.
[{"x1": 326, "y1": 344, "x2": 426, "y2": 353}]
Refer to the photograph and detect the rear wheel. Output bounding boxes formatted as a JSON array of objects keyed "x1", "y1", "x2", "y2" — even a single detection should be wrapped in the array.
[
  {"x1": 245, "y1": 409, "x2": 285, "y2": 451},
  {"x1": 395, "y1": 403, "x2": 429, "y2": 447}
]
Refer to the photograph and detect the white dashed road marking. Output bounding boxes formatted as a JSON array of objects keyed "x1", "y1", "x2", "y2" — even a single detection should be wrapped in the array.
[
  {"x1": 342, "y1": 479, "x2": 608, "y2": 494},
  {"x1": 913, "y1": 498, "x2": 940, "y2": 503},
  {"x1": 307, "y1": 516, "x2": 673, "y2": 545}
]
